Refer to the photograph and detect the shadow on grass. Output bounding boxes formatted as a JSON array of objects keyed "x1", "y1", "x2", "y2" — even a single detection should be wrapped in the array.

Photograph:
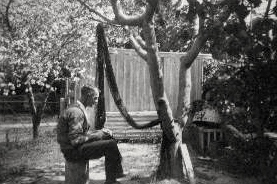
[{"x1": 0, "y1": 165, "x2": 154, "y2": 184}]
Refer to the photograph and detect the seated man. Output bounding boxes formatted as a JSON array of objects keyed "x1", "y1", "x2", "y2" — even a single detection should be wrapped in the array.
[{"x1": 57, "y1": 85, "x2": 124, "y2": 184}]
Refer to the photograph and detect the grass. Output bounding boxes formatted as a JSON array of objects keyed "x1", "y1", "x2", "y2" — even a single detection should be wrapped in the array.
[
  {"x1": 0, "y1": 126, "x2": 263, "y2": 184},
  {"x1": 0, "y1": 127, "x2": 170, "y2": 184},
  {"x1": 0, "y1": 128, "x2": 62, "y2": 181}
]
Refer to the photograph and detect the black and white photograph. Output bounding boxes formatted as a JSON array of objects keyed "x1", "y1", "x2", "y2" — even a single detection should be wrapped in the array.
[{"x1": 0, "y1": 0, "x2": 276, "y2": 183}]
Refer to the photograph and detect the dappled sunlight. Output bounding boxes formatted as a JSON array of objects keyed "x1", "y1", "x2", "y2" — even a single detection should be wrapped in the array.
[{"x1": 0, "y1": 126, "x2": 265, "y2": 184}]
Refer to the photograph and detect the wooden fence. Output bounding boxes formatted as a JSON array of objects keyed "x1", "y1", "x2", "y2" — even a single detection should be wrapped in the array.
[{"x1": 71, "y1": 48, "x2": 212, "y2": 113}]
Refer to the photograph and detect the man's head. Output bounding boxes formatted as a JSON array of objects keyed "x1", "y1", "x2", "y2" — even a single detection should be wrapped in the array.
[{"x1": 80, "y1": 85, "x2": 99, "y2": 107}]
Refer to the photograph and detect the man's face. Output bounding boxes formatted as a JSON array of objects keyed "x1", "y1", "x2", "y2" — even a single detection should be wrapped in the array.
[
  {"x1": 92, "y1": 93, "x2": 99, "y2": 105},
  {"x1": 88, "y1": 93, "x2": 99, "y2": 106},
  {"x1": 87, "y1": 91, "x2": 99, "y2": 107}
]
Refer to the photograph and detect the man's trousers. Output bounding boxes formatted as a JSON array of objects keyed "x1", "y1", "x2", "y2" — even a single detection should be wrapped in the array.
[{"x1": 63, "y1": 139, "x2": 123, "y2": 182}]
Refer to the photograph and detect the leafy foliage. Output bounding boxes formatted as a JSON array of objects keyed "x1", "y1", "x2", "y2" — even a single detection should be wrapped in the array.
[
  {"x1": 204, "y1": 2, "x2": 277, "y2": 132},
  {"x1": 202, "y1": 1, "x2": 277, "y2": 181},
  {"x1": 155, "y1": 3, "x2": 195, "y2": 52},
  {"x1": 0, "y1": 0, "x2": 98, "y2": 96}
]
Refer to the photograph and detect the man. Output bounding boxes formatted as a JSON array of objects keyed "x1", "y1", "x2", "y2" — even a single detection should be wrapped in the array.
[{"x1": 57, "y1": 85, "x2": 124, "y2": 184}]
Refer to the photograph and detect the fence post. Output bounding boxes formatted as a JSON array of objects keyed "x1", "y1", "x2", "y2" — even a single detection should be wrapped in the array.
[
  {"x1": 5, "y1": 129, "x2": 10, "y2": 147},
  {"x1": 65, "y1": 78, "x2": 70, "y2": 105},
  {"x1": 60, "y1": 98, "x2": 65, "y2": 116},
  {"x1": 74, "y1": 81, "x2": 78, "y2": 104}
]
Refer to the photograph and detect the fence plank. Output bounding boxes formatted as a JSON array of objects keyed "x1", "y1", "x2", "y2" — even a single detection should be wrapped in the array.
[
  {"x1": 79, "y1": 49, "x2": 209, "y2": 112},
  {"x1": 125, "y1": 53, "x2": 131, "y2": 110}
]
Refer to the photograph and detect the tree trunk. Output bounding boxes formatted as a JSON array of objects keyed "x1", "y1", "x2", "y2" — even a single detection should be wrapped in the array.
[
  {"x1": 27, "y1": 83, "x2": 51, "y2": 139},
  {"x1": 32, "y1": 114, "x2": 41, "y2": 139},
  {"x1": 157, "y1": 130, "x2": 187, "y2": 181},
  {"x1": 141, "y1": 20, "x2": 193, "y2": 182},
  {"x1": 27, "y1": 85, "x2": 39, "y2": 139}
]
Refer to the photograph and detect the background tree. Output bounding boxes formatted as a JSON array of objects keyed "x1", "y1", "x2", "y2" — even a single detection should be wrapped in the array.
[
  {"x1": 0, "y1": 0, "x2": 98, "y2": 138},
  {"x1": 202, "y1": 1, "x2": 277, "y2": 182}
]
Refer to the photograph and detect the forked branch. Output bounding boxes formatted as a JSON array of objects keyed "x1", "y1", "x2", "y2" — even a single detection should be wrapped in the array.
[
  {"x1": 110, "y1": 0, "x2": 158, "y2": 26},
  {"x1": 77, "y1": 0, "x2": 114, "y2": 24},
  {"x1": 130, "y1": 34, "x2": 147, "y2": 61}
]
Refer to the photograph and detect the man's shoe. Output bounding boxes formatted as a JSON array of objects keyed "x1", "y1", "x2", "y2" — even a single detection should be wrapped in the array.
[{"x1": 115, "y1": 173, "x2": 127, "y2": 179}]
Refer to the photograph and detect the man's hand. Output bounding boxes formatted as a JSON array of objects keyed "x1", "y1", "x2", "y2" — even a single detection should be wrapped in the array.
[
  {"x1": 86, "y1": 129, "x2": 110, "y2": 141},
  {"x1": 101, "y1": 128, "x2": 113, "y2": 137}
]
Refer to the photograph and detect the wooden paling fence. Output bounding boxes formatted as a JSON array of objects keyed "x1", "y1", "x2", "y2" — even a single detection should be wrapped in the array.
[
  {"x1": 104, "y1": 112, "x2": 161, "y2": 141},
  {"x1": 62, "y1": 49, "x2": 213, "y2": 140},
  {"x1": 70, "y1": 48, "x2": 212, "y2": 114}
]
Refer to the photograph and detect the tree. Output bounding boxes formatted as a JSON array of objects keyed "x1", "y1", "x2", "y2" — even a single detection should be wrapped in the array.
[
  {"x1": 0, "y1": 0, "x2": 97, "y2": 138},
  {"x1": 202, "y1": 1, "x2": 277, "y2": 182},
  {"x1": 75, "y1": 0, "x2": 270, "y2": 183},
  {"x1": 77, "y1": 0, "x2": 192, "y2": 182},
  {"x1": 202, "y1": 0, "x2": 277, "y2": 140}
]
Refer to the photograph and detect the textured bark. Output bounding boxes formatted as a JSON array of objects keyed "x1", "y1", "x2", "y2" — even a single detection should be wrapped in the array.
[
  {"x1": 157, "y1": 136, "x2": 195, "y2": 184},
  {"x1": 157, "y1": 129, "x2": 185, "y2": 181},
  {"x1": 26, "y1": 83, "x2": 51, "y2": 139},
  {"x1": 141, "y1": 21, "x2": 191, "y2": 182},
  {"x1": 95, "y1": 24, "x2": 107, "y2": 130},
  {"x1": 32, "y1": 114, "x2": 41, "y2": 139},
  {"x1": 155, "y1": 99, "x2": 190, "y2": 182}
]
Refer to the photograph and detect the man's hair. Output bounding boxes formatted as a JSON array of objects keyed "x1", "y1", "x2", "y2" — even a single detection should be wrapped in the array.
[{"x1": 81, "y1": 85, "x2": 99, "y2": 97}]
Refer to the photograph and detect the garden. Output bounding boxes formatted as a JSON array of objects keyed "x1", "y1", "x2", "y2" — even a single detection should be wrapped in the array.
[{"x1": 1, "y1": 0, "x2": 277, "y2": 183}]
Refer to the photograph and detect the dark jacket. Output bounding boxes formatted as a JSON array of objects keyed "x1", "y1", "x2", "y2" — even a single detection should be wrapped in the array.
[{"x1": 57, "y1": 101, "x2": 106, "y2": 154}]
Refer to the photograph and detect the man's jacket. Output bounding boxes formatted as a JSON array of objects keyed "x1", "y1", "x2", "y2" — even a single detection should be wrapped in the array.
[{"x1": 57, "y1": 101, "x2": 106, "y2": 153}]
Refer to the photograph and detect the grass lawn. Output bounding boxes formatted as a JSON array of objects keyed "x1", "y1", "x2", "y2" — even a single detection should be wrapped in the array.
[{"x1": 0, "y1": 126, "x2": 263, "y2": 184}]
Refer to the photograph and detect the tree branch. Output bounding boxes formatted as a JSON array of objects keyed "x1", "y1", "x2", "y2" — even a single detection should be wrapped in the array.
[
  {"x1": 110, "y1": 0, "x2": 158, "y2": 26},
  {"x1": 26, "y1": 82, "x2": 37, "y2": 116},
  {"x1": 38, "y1": 79, "x2": 56, "y2": 116},
  {"x1": 181, "y1": 0, "x2": 233, "y2": 67},
  {"x1": 136, "y1": 35, "x2": 147, "y2": 49},
  {"x1": 77, "y1": 0, "x2": 115, "y2": 24},
  {"x1": 171, "y1": 0, "x2": 186, "y2": 10},
  {"x1": 224, "y1": 124, "x2": 258, "y2": 141},
  {"x1": 130, "y1": 34, "x2": 148, "y2": 61},
  {"x1": 264, "y1": 0, "x2": 272, "y2": 18},
  {"x1": 4, "y1": 0, "x2": 13, "y2": 33},
  {"x1": 181, "y1": 144, "x2": 196, "y2": 184},
  {"x1": 198, "y1": 13, "x2": 205, "y2": 33},
  {"x1": 176, "y1": 0, "x2": 234, "y2": 124},
  {"x1": 180, "y1": 34, "x2": 208, "y2": 68}
]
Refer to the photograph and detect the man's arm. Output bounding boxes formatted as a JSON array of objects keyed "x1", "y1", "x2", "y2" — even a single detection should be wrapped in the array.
[
  {"x1": 67, "y1": 108, "x2": 110, "y2": 146},
  {"x1": 67, "y1": 108, "x2": 90, "y2": 146}
]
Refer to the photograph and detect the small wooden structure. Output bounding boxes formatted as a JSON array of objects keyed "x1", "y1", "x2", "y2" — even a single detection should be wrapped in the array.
[
  {"x1": 198, "y1": 127, "x2": 224, "y2": 153},
  {"x1": 192, "y1": 106, "x2": 224, "y2": 154},
  {"x1": 65, "y1": 160, "x2": 90, "y2": 184}
]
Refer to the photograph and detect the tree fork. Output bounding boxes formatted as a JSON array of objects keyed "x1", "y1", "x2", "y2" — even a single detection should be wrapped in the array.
[{"x1": 139, "y1": 13, "x2": 195, "y2": 183}]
